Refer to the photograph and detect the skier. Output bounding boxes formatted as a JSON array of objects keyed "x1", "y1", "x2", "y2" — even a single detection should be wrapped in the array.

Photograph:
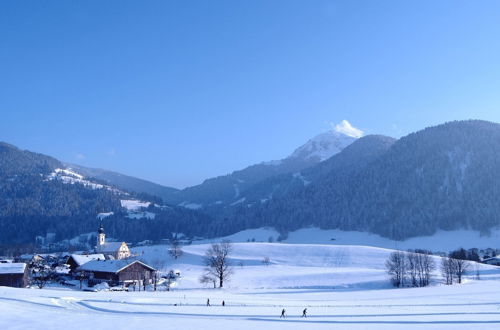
[
  {"x1": 222, "y1": 300, "x2": 225, "y2": 306},
  {"x1": 207, "y1": 298, "x2": 210, "y2": 306},
  {"x1": 302, "y1": 308, "x2": 307, "y2": 318},
  {"x1": 280, "y1": 308, "x2": 286, "y2": 318}
]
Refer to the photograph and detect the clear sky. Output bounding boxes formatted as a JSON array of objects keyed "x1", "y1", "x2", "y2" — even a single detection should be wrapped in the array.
[{"x1": 1, "y1": 0, "x2": 500, "y2": 188}]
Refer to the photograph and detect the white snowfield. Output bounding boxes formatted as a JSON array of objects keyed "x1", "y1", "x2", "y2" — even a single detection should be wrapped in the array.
[
  {"x1": 120, "y1": 199, "x2": 151, "y2": 211},
  {"x1": 208, "y1": 227, "x2": 500, "y2": 251},
  {"x1": 2, "y1": 243, "x2": 500, "y2": 330}
]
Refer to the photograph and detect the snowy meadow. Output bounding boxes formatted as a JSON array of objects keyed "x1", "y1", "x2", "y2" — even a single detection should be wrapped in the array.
[{"x1": 2, "y1": 242, "x2": 500, "y2": 329}]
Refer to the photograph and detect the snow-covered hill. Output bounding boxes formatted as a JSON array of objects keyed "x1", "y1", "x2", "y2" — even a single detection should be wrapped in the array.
[
  {"x1": 133, "y1": 242, "x2": 498, "y2": 290},
  {"x1": 196, "y1": 227, "x2": 500, "y2": 252}
]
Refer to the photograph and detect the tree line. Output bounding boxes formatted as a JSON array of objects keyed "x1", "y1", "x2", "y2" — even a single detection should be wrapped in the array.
[{"x1": 386, "y1": 248, "x2": 473, "y2": 287}]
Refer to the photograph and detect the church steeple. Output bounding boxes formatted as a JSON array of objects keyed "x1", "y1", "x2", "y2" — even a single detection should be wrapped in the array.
[{"x1": 97, "y1": 221, "x2": 106, "y2": 248}]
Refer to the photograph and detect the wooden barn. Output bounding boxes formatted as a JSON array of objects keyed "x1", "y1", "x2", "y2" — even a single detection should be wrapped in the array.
[
  {"x1": 0, "y1": 263, "x2": 29, "y2": 288},
  {"x1": 77, "y1": 259, "x2": 156, "y2": 287}
]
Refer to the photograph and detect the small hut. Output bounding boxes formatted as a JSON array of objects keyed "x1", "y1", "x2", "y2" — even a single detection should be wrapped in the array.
[{"x1": 0, "y1": 263, "x2": 29, "y2": 288}]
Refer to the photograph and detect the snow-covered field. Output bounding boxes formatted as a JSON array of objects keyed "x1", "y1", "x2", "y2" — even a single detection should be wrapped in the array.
[
  {"x1": 2, "y1": 243, "x2": 500, "y2": 330},
  {"x1": 204, "y1": 227, "x2": 500, "y2": 251}
]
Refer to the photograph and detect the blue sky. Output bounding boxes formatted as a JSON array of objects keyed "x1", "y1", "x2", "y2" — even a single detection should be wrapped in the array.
[{"x1": 1, "y1": 0, "x2": 500, "y2": 188}]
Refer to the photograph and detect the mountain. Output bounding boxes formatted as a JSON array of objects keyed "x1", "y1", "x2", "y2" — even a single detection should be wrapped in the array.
[
  {"x1": 0, "y1": 142, "x2": 213, "y2": 250},
  {"x1": 225, "y1": 134, "x2": 396, "y2": 212},
  {"x1": 288, "y1": 120, "x2": 362, "y2": 162},
  {"x1": 7, "y1": 119, "x2": 500, "y2": 248},
  {"x1": 65, "y1": 163, "x2": 179, "y2": 200},
  {"x1": 226, "y1": 120, "x2": 500, "y2": 240},
  {"x1": 163, "y1": 121, "x2": 360, "y2": 209}
]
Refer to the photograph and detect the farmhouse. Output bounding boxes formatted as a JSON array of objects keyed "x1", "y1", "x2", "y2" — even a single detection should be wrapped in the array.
[
  {"x1": 483, "y1": 256, "x2": 500, "y2": 266},
  {"x1": 0, "y1": 263, "x2": 29, "y2": 288},
  {"x1": 66, "y1": 254, "x2": 105, "y2": 272},
  {"x1": 77, "y1": 259, "x2": 156, "y2": 287},
  {"x1": 95, "y1": 222, "x2": 131, "y2": 259}
]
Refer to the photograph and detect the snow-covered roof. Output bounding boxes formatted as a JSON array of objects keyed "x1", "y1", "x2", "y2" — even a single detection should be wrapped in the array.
[
  {"x1": 97, "y1": 242, "x2": 125, "y2": 252},
  {"x1": 68, "y1": 254, "x2": 105, "y2": 266},
  {"x1": 483, "y1": 256, "x2": 500, "y2": 262},
  {"x1": 77, "y1": 259, "x2": 155, "y2": 273},
  {"x1": 0, "y1": 263, "x2": 26, "y2": 274}
]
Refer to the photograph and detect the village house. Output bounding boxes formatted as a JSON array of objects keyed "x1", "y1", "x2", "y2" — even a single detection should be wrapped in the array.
[
  {"x1": 77, "y1": 259, "x2": 156, "y2": 287},
  {"x1": 66, "y1": 253, "x2": 105, "y2": 273},
  {"x1": 95, "y1": 222, "x2": 131, "y2": 260},
  {"x1": 482, "y1": 256, "x2": 500, "y2": 266},
  {"x1": 0, "y1": 263, "x2": 29, "y2": 288}
]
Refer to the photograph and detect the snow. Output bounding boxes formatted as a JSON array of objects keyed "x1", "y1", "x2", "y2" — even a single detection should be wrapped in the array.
[
  {"x1": 233, "y1": 184, "x2": 240, "y2": 198},
  {"x1": 97, "y1": 242, "x2": 124, "y2": 253},
  {"x1": 48, "y1": 168, "x2": 104, "y2": 189},
  {"x1": 69, "y1": 254, "x2": 105, "y2": 266},
  {"x1": 97, "y1": 212, "x2": 114, "y2": 220},
  {"x1": 288, "y1": 128, "x2": 356, "y2": 161},
  {"x1": 334, "y1": 119, "x2": 364, "y2": 138},
  {"x1": 54, "y1": 168, "x2": 84, "y2": 179},
  {"x1": 230, "y1": 197, "x2": 246, "y2": 206},
  {"x1": 120, "y1": 200, "x2": 151, "y2": 211},
  {"x1": 126, "y1": 212, "x2": 155, "y2": 219},
  {"x1": 47, "y1": 168, "x2": 122, "y2": 193},
  {"x1": 179, "y1": 202, "x2": 203, "y2": 210},
  {"x1": 120, "y1": 200, "x2": 156, "y2": 219},
  {"x1": 198, "y1": 228, "x2": 278, "y2": 243},
  {"x1": 78, "y1": 260, "x2": 155, "y2": 273},
  {"x1": 0, "y1": 263, "x2": 26, "y2": 274},
  {"x1": 206, "y1": 227, "x2": 500, "y2": 252},
  {"x1": 133, "y1": 242, "x2": 496, "y2": 291},
  {"x1": 2, "y1": 242, "x2": 500, "y2": 329},
  {"x1": 293, "y1": 172, "x2": 310, "y2": 186}
]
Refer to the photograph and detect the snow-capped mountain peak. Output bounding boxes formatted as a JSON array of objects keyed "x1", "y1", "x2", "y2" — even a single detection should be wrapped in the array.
[
  {"x1": 334, "y1": 120, "x2": 364, "y2": 138},
  {"x1": 288, "y1": 120, "x2": 362, "y2": 161}
]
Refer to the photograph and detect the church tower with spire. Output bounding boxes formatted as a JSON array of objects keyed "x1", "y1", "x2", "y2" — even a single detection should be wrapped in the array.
[
  {"x1": 97, "y1": 221, "x2": 106, "y2": 248},
  {"x1": 94, "y1": 221, "x2": 131, "y2": 259}
]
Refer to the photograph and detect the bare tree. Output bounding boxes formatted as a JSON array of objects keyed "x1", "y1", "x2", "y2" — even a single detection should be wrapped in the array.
[
  {"x1": 416, "y1": 250, "x2": 435, "y2": 287},
  {"x1": 30, "y1": 261, "x2": 53, "y2": 289},
  {"x1": 76, "y1": 270, "x2": 88, "y2": 290},
  {"x1": 406, "y1": 251, "x2": 418, "y2": 287},
  {"x1": 169, "y1": 239, "x2": 184, "y2": 260},
  {"x1": 199, "y1": 274, "x2": 217, "y2": 288},
  {"x1": 449, "y1": 248, "x2": 470, "y2": 284},
  {"x1": 203, "y1": 240, "x2": 233, "y2": 288},
  {"x1": 441, "y1": 257, "x2": 454, "y2": 285},
  {"x1": 262, "y1": 256, "x2": 271, "y2": 266},
  {"x1": 386, "y1": 251, "x2": 407, "y2": 287},
  {"x1": 164, "y1": 270, "x2": 178, "y2": 291}
]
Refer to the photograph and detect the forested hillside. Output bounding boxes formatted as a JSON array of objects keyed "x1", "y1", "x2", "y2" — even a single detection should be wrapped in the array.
[
  {"x1": 0, "y1": 142, "x2": 213, "y2": 248},
  {"x1": 225, "y1": 120, "x2": 500, "y2": 240}
]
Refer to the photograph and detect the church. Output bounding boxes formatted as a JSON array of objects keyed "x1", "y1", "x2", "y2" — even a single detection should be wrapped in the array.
[{"x1": 95, "y1": 222, "x2": 131, "y2": 260}]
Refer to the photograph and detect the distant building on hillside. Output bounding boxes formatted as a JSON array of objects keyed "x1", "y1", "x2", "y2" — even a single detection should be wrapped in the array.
[
  {"x1": 94, "y1": 222, "x2": 130, "y2": 260},
  {"x1": 483, "y1": 256, "x2": 500, "y2": 266},
  {"x1": 0, "y1": 263, "x2": 29, "y2": 288}
]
